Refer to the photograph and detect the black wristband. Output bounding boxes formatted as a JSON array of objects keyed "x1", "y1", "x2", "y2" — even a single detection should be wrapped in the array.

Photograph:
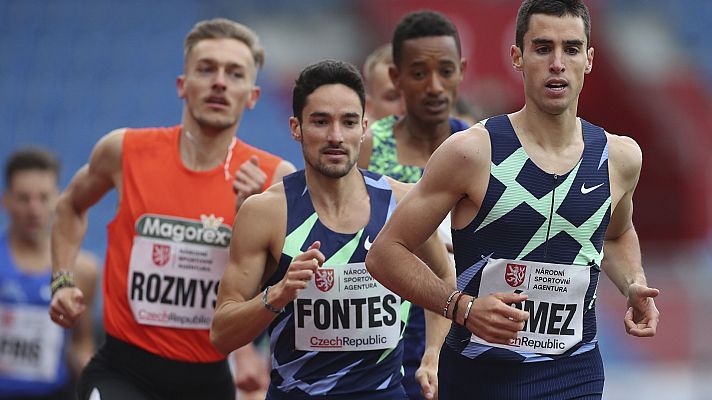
[{"x1": 450, "y1": 292, "x2": 466, "y2": 321}]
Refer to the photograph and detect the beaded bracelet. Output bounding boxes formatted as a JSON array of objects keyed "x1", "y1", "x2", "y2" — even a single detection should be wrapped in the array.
[
  {"x1": 442, "y1": 290, "x2": 460, "y2": 317},
  {"x1": 262, "y1": 285, "x2": 284, "y2": 314},
  {"x1": 50, "y1": 271, "x2": 75, "y2": 297}
]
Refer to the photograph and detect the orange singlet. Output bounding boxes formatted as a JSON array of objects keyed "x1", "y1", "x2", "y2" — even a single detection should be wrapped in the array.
[{"x1": 103, "y1": 126, "x2": 281, "y2": 362}]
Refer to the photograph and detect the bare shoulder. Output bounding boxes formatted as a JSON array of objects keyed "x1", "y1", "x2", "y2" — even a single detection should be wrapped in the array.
[
  {"x1": 94, "y1": 128, "x2": 126, "y2": 157},
  {"x1": 272, "y1": 160, "x2": 297, "y2": 184},
  {"x1": 90, "y1": 128, "x2": 127, "y2": 174},
  {"x1": 237, "y1": 181, "x2": 287, "y2": 223},
  {"x1": 232, "y1": 181, "x2": 287, "y2": 262},
  {"x1": 435, "y1": 123, "x2": 490, "y2": 165},
  {"x1": 61, "y1": 128, "x2": 127, "y2": 207},
  {"x1": 385, "y1": 177, "x2": 414, "y2": 202},
  {"x1": 425, "y1": 123, "x2": 491, "y2": 185},
  {"x1": 606, "y1": 132, "x2": 642, "y2": 184}
]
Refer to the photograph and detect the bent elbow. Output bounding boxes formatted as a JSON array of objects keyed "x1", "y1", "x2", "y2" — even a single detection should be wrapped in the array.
[
  {"x1": 365, "y1": 249, "x2": 383, "y2": 281},
  {"x1": 210, "y1": 331, "x2": 226, "y2": 356},
  {"x1": 209, "y1": 318, "x2": 234, "y2": 356},
  {"x1": 54, "y1": 193, "x2": 74, "y2": 217}
]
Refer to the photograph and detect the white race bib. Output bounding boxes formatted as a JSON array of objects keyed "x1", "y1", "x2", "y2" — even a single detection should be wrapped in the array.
[
  {"x1": 127, "y1": 235, "x2": 227, "y2": 329},
  {"x1": 470, "y1": 258, "x2": 590, "y2": 354},
  {"x1": 0, "y1": 304, "x2": 63, "y2": 381},
  {"x1": 294, "y1": 262, "x2": 401, "y2": 352}
]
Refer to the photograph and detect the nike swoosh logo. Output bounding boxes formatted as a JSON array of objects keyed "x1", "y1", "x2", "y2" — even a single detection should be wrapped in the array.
[
  {"x1": 580, "y1": 182, "x2": 604, "y2": 194},
  {"x1": 364, "y1": 236, "x2": 373, "y2": 251}
]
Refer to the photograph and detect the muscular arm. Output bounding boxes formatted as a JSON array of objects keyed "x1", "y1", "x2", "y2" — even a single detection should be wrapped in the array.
[
  {"x1": 419, "y1": 308, "x2": 448, "y2": 400},
  {"x1": 417, "y1": 230, "x2": 454, "y2": 360},
  {"x1": 367, "y1": 130, "x2": 487, "y2": 314},
  {"x1": 387, "y1": 179, "x2": 454, "y2": 398},
  {"x1": 601, "y1": 135, "x2": 644, "y2": 290},
  {"x1": 601, "y1": 134, "x2": 659, "y2": 337},
  {"x1": 212, "y1": 185, "x2": 326, "y2": 354},
  {"x1": 211, "y1": 191, "x2": 283, "y2": 353},
  {"x1": 50, "y1": 129, "x2": 123, "y2": 328},
  {"x1": 226, "y1": 160, "x2": 294, "y2": 391},
  {"x1": 601, "y1": 202, "x2": 645, "y2": 294},
  {"x1": 68, "y1": 251, "x2": 99, "y2": 374},
  {"x1": 367, "y1": 128, "x2": 528, "y2": 344}
]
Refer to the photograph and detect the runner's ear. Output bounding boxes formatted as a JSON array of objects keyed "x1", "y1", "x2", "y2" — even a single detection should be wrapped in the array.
[{"x1": 289, "y1": 117, "x2": 302, "y2": 141}]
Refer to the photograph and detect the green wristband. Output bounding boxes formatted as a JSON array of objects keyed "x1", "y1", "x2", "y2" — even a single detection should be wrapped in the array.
[{"x1": 50, "y1": 270, "x2": 75, "y2": 297}]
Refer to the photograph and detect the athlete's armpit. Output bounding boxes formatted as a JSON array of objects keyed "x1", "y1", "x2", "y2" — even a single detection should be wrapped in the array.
[{"x1": 606, "y1": 132, "x2": 642, "y2": 213}]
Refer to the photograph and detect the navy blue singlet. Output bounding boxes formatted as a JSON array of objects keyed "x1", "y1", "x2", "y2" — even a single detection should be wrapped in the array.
[
  {"x1": 264, "y1": 170, "x2": 407, "y2": 399},
  {"x1": 440, "y1": 115, "x2": 610, "y2": 399}
]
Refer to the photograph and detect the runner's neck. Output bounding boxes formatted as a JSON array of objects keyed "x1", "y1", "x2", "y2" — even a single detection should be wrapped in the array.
[
  {"x1": 179, "y1": 128, "x2": 236, "y2": 172},
  {"x1": 8, "y1": 229, "x2": 51, "y2": 272}
]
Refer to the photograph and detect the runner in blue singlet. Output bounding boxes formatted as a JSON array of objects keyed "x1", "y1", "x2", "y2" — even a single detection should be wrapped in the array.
[{"x1": 0, "y1": 148, "x2": 98, "y2": 400}]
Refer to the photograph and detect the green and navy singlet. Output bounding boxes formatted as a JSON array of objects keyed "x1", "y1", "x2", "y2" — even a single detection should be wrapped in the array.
[
  {"x1": 368, "y1": 115, "x2": 470, "y2": 183},
  {"x1": 264, "y1": 169, "x2": 407, "y2": 399},
  {"x1": 440, "y1": 114, "x2": 610, "y2": 399},
  {"x1": 368, "y1": 115, "x2": 469, "y2": 399}
]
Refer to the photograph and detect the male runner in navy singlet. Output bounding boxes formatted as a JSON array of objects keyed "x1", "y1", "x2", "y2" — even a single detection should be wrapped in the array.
[
  {"x1": 367, "y1": 1, "x2": 660, "y2": 398},
  {"x1": 212, "y1": 60, "x2": 453, "y2": 399}
]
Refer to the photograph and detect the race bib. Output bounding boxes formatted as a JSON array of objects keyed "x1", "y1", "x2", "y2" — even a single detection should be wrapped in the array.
[
  {"x1": 127, "y1": 214, "x2": 230, "y2": 329},
  {"x1": 294, "y1": 262, "x2": 401, "y2": 352},
  {"x1": 470, "y1": 258, "x2": 590, "y2": 355},
  {"x1": 0, "y1": 304, "x2": 63, "y2": 381}
]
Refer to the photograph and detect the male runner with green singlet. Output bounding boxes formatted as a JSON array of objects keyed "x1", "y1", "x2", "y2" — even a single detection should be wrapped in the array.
[{"x1": 358, "y1": 10, "x2": 469, "y2": 399}]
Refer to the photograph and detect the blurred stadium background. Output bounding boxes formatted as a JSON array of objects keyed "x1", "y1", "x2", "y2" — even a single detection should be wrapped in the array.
[{"x1": 1, "y1": 0, "x2": 710, "y2": 398}]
